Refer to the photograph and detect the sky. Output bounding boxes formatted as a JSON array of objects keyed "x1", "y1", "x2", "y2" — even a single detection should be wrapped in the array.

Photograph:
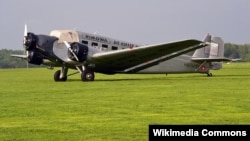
[{"x1": 0, "y1": 0, "x2": 250, "y2": 50}]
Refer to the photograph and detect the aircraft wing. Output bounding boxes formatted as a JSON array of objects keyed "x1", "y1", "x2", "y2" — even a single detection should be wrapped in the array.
[
  {"x1": 191, "y1": 57, "x2": 232, "y2": 62},
  {"x1": 11, "y1": 54, "x2": 28, "y2": 59},
  {"x1": 91, "y1": 39, "x2": 206, "y2": 73}
]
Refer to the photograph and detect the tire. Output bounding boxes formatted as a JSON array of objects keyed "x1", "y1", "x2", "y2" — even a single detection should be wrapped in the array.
[
  {"x1": 54, "y1": 70, "x2": 67, "y2": 82},
  {"x1": 81, "y1": 70, "x2": 95, "y2": 81}
]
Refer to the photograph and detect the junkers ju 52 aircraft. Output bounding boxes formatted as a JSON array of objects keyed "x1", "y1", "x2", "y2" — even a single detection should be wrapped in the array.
[{"x1": 12, "y1": 25, "x2": 230, "y2": 82}]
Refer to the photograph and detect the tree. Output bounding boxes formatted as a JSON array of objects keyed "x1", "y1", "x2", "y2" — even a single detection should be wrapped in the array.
[{"x1": 0, "y1": 49, "x2": 42, "y2": 68}]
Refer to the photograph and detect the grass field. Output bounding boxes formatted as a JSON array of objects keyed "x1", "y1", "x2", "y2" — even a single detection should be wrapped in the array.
[{"x1": 0, "y1": 62, "x2": 250, "y2": 140}]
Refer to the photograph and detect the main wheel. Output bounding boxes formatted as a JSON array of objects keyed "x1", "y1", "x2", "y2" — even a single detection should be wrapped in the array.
[
  {"x1": 54, "y1": 70, "x2": 67, "y2": 81},
  {"x1": 81, "y1": 70, "x2": 95, "y2": 81}
]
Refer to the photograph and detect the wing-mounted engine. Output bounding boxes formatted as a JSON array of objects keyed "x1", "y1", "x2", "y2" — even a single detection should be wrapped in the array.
[
  {"x1": 27, "y1": 51, "x2": 43, "y2": 65},
  {"x1": 24, "y1": 33, "x2": 37, "y2": 51},
  {"x1": 23, "y1": 23, "x2": 58, "y2": 60},
  {"x1": 67, "y1": 42, "x2": 89, "y2": 62}
]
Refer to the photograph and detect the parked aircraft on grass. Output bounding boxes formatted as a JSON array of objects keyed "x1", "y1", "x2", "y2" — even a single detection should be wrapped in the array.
[{"x1": 12, "y1": 25, "x2": 231, "y2": 82}]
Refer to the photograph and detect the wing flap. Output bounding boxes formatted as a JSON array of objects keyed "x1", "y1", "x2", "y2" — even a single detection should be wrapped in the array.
[{"x1": 92, "y1": 39, "x2": 205, "y2": 72}]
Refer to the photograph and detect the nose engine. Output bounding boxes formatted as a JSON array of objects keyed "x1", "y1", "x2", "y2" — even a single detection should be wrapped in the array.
[{"x1": 67, "y1": 42, "x2": 88, "y2": 62}]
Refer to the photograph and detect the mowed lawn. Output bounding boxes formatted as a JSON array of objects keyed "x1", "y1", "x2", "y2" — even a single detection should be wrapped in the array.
[{"x1": 0, "y1": 63, "x2": 250, "y2": 140}]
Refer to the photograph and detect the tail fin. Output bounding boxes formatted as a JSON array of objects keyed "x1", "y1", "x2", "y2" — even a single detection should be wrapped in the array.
[
  {"x1": 191, "y1": 34, "x2": 231, "y2": 70},
  {"x1": 209, "y1": 36, "x2": 224, "y2": 58},
  {"x1": 192, "y1": 34, "x2": 222, "y2": 58}
]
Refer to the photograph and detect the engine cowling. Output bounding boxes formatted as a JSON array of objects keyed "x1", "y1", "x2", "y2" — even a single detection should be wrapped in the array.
[
  {"x1": 24, "y1": 33, "x2": 37, "y2": 51},
  {"x1": 27, "y1": 51, "x2": 43, "y2": 65},
  {"x1": 68, "y1": 42, "x2": 88, "y2": 62}
]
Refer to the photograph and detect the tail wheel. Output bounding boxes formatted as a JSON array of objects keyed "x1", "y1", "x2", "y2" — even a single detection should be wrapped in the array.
[
  {"x1": 207, "y1": 72, "x2": 213, "y2": 77},
  {"x1": 54, "y1": 70, "x2": 67, "y2": 81},
  {"x1": 81, "y1": 70, "x2": 95, "y2": 81}
]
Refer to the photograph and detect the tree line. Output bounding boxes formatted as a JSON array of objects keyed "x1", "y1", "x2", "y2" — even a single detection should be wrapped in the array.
[
  {"x1": 0, "y1": 43, "x2": 249, "y2": 68},
  {"x1": 0, "y1": 49, "x2": 40, "y2": 68},
  {"x1": 224, "y1": 43, "x2": 250, "y2": 61}
]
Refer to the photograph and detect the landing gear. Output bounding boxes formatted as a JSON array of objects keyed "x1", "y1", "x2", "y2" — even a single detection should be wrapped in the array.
[
  {"x1": 53, "y1": 66, "x2": 95, "y2": 82},
  {"x1": 54, "y1": 66, "x2": 68, "y2": 82},
  {"x1": 54, "y1": 70, "x2": 67, "y2": 81},
  {"x1": 81, "y1": 70, "x2": 95, "y2": 81},
  {"x1": 77, "y1": 66, "x2": 95, "y2": 82},
  {"x1": 207, "y1": 72, "x2": 213, "y2": 77}
]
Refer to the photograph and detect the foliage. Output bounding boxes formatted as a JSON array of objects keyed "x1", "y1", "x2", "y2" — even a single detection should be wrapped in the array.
[
  {"x1": 224, "y1": 43, "x2": 250, "y2": 61},
  {"x1": 0, "y1": 49, "x2": 43, "y2": 68}
]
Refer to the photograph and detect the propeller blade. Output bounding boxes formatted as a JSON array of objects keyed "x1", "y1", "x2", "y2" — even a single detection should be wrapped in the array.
[
  {"x1": 23, "y1": 24, "x2": 28, "y2": 47},
  {"x1": 63, "y1": 41, "x2": 79, "y2": 61},
  {"x1": 24, "y1": 24, "x2": 28, "y2": 37},
  {"x1": 26, "y1": 51, "x2": 28, "y2": 57},
  {"x1": 63, "y1": 41, "x2": 71, "y2": 48}
]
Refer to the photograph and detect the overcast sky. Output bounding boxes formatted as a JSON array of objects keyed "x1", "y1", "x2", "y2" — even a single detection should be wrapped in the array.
[{"x1": 0, "y1": 0, "x2": 249, "y2": 50}]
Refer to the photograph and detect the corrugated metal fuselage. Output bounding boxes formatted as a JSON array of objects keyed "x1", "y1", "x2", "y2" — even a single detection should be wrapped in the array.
[{"x1": 50, "y1": 30, "x2": 209, "y2": 74}]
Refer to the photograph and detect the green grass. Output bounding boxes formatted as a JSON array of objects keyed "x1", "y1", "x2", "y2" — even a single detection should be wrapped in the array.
[{"x1": 0, "y1": 62, "x2": 250, "y2": 140}]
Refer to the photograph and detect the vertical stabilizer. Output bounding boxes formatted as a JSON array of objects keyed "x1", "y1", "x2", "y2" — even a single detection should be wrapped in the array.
[
  {"x1": 191, "y1": 34, "x2": 230, "y2": 71},
  {"x1": 209, "y1": 36, "x2": 224, "y2": 58},
  {"x1": 192, "y1": 34, "x2": 211, "y2": 58},
  {"x1": 192, "y1": 34, "x2": 225, "y2": 59}
]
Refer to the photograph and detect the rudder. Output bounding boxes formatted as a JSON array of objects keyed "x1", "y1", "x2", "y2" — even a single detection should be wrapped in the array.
[
  {"x1": 192, "y1": 34, "x2": 224, "y2": 59},
  {"x1": 209, "y1": 36, "x2": 224, "y2": 58}
]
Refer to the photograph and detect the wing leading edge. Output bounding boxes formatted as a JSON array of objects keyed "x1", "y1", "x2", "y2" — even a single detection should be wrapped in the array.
[{"x1": 91, "y1": 39, "x2": 206, "y2": 73}]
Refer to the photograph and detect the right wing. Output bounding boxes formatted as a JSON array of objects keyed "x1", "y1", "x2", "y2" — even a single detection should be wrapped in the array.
[{"x1": 91, "y1": 39, "x2": 207, "y2": 73}]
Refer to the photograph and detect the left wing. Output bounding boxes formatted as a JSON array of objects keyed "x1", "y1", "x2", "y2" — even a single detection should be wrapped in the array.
[
  {"x1": 191, "y1": 57, "x2": 232, "y2": 62},
  {"x1": 11, "y1": 54, "x2": 28, "y2": 59},
  {"x1": 91, "y1": 39, "x2": 206, "y2": 73}
]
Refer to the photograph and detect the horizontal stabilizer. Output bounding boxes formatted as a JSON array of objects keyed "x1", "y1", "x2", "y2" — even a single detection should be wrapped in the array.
[{"x1": 191, "y1": 57, "x2": 232, "y2": 62}]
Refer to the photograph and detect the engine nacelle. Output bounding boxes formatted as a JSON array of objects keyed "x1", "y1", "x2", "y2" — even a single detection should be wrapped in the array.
[
  {"x1": 68, "y1": 42, "x2": 88, "y2": 62},
  {"x1": 24, "y1": 33, "x2": 37, "y2": 51},
  {"x1": 27, "y1": 51, "x2": 43, "y2": 65}
]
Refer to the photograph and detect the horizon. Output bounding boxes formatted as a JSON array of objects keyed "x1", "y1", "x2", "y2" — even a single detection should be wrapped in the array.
[{"x1": 1, "y1": 0, "x2": 250, "y2": 50}]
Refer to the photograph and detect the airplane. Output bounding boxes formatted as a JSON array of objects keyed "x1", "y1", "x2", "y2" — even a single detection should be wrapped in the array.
[{"x1": 11, "y1": 25, "x2": 230, "y2": 82}]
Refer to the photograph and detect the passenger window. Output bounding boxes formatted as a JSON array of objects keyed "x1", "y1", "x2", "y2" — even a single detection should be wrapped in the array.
[
  {"x1": 112, "y1": 46, "x2": 118, "y2": 50},
  {"x1": 92, "y1": 42, "x2": 98, "y2": 47},
  {"x1": 82, "y1": 40, "x2": 88, "y2": 45},
  {"x1": 102, "y1": 44, "x2": 108, "y2": 51}
]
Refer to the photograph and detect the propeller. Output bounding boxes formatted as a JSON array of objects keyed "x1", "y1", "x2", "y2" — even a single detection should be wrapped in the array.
[
  {"x1": 24, "y1": 24, "x2": 28, "y2": 37},
  {"x1": 63, "y1": 41, "x2": 79, "y2": 61},
  {"x1": 23, "y1": 24, "x2": 28, "y2": 54},
  {"x1": 23, "y1": 24, "x2": 29, "y2": 68},
  {"x1": 23, "y1": 24, "x2": 37, "y2": 51}
]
